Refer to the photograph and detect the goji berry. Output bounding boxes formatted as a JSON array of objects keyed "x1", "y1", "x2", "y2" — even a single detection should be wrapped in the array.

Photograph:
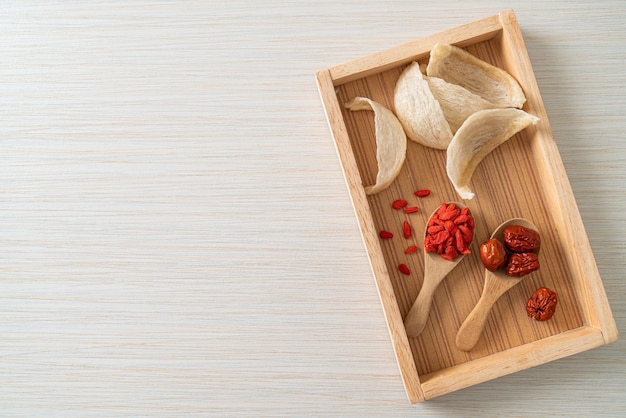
[
  {"x1": 379, "y1": 230, "x2": 393, "y2": 239},
  {"x1": 436, "y1": 202, "x2": 447, "y2": 216},
  {"x1": 414, "y1": 189, "x2": 431, "y2": 198},
  {"x1": 455, "y1": 229, "x2": 465, "y2": 253},
  {"x1": 398, "y1": 264, "x2": 411, "y2": 275},
  {"x1": 458, "y1": 224, "x2": 473, "y2": 244},
  {"x1": 441, "y1": 245, "x2": 458, "y2": 261},
  {"x1": 428, "y1": 215, "x2": 442, "y2": 227},
  {"x1": 404, "y1": 245, "x2": 418, "y2": 254},
  {"x1": 403, "y1": 206, "x2": 419, "y2": 214},
  {"x1": 432, "y1": 230, "x2": 450, "y2": 245},
  {"x1": 424, "y1": 237, "x2": 436, "y2": 253},
  {"x1": 427, "y1": 225, "x2": 444, "y2": 234},
  {"x1": 403, "y1": 221, "x2": 412, "y2": 239},
  {"x1": 439, "y1": 207, "x2": 460, "y2": 221},
  {"x1": 392, "y1": 199, "x2": 408, "y2": 210},
  {"x1": 443, "y1": 220, "x2": 456, "y2": 232}
]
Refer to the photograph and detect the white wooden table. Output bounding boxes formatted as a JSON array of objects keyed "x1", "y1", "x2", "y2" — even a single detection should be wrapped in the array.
[{"x1": 2, "y1": 1, "x2": 625, "y2": 416}]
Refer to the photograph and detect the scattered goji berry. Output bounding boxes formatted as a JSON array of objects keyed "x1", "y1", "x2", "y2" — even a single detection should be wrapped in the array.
[
  {"x1": 392, "y1": 199, "x2": 408, "y2": 210},
  {"x1": 403, "y1": 221, "x2": 412, "y2": 239},
  {"x1": 404, "y1": 245, "x2": 418, "y2": 254},
  {"x1": 379, "y1": 230, "x2": 393, "y2": 239},
  {"x1": 414, "y1": 189, "x2": 431, "y2": 198},
  {"x1": 398, "y1": 264, "x2": 411, "y2": 275},
  {"x1": 403, "y1": 206, "x2": 419, "y2": 214}
]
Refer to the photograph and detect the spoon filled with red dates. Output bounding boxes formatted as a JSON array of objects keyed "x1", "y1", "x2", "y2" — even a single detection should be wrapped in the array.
[{"x1": 455, "y1": 218, "x2": 541, "y2": 351}]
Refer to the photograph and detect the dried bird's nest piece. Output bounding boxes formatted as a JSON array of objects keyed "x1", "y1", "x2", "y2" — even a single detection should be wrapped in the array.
[
  {"x1": 425, "y1": 75, "x2": 496, "y2": 133},
  {"x1": 345, "y1": 97, "x2": 407, "y2": 195},
  {"x1": 427, "y1": 43, "x2": 526, "y2": 109},
  {"x1": 446, "y1": 108, "x2": 539, "y2": 199},
  {"x1": 394, "y1": 62, "x2": 453, "y2": 150}
]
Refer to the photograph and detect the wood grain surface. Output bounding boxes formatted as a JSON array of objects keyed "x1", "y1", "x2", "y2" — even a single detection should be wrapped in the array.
[{"x1": 1, "y1": 1, "x2": 625, "y2": 416}]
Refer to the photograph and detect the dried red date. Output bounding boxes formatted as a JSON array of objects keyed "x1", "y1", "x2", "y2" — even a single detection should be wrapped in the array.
[
  {"x1": 479, "y1": 238, "x2": 507, "y2": 272},
  {"x1": 503, "y1": 225, "x2": 541, "y2": 253},
  {"x1": 505, "y1": 252, "x2": 540, "y2": 277},
  {"x1": 526, "y1": 287, "x2": 558, "y2": 321}
]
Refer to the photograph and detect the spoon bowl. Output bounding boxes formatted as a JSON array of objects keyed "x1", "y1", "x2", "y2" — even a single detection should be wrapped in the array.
[
  {"x1": 455, "y1": 218, "x2": 538, "y2": 351},
  {"x1": 404, "y1": 202, "x2": 471, "y2": 338}
]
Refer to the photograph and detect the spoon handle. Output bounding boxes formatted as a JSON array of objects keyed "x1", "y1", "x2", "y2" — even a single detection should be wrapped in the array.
[
  {"x1": 455, "y1": 290, "x2": 501, "y2": 351},
  {"x1": 404, "y1": 278, "x2": 439, "y2": 337}
]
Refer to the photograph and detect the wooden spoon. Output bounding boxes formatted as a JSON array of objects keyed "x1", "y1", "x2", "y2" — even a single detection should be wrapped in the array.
[
  {"x1": 404, "y1": 202, "x2": 469, "y2": 338},
  {"x1": 455, "y1": 218, "x2": 538, "y2": 351}
]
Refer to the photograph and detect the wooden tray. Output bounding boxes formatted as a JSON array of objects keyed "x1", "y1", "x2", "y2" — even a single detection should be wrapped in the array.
[{"x1": 316, "y1": 10, "x2": 617, "y2": 402}]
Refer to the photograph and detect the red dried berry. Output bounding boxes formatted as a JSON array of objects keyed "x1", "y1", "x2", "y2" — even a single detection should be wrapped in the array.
[
  {"x1": 398, "y1": 264, "x2": 411, "y2": 275},
  {"x1": 403, "y1": 206, "x2": 419, "y2": 214},
  {"x1": 427, "y1": 225, "x2": 444, "y2": 234},
  {"x1": 458, "y1": 224, "x2": 473, "y2": 244},
  {"x1": 414, "y1": 189, "x2": 431, "y2": 198},
  {"x1": 379, "y1": 230, "x2": 393, "y2": 239},
  {"x1": 392, "y1": 199, "x2": 408, "y2": 210},
  {"x1": 403, "y1": 221, "x2": 412, "y2": 239},
  {"x1": 404, "y1": 245, "x2": 418, "y2": 254}
]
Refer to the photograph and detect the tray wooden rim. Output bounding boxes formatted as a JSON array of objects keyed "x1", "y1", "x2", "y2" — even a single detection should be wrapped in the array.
[{"x1": 316, "y1": 9, "x2": 617, "y2": 403}]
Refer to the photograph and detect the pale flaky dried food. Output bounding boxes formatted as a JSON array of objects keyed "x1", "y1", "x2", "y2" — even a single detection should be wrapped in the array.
[
  {"x1": 345, "y1": 97, "x2": 407, "y2": 195},
  {"x1": 394, "y1": 61, "x2": 453, "y2": 149},
  {"x1": 425, "y1": 75, "x2": 496, "y2": 133},
  {"x1": 446, "y1": 108, "x2": 539, "y2": 200},
  {"x1": 426, "y1": 43, "x2": 526, "y2": 109}
]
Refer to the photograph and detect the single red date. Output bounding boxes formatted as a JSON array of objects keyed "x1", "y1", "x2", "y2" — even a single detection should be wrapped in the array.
[
  {"x1": 503, "y1": 225, "x2": 541, "y2": 253},
  {"x1": 526, "y1": 287, "x2": 558, "y2": 321},
  {"x1": 479, "y1": 238, "x2": 507, "y2": 272},
  {"x1": 505, "y1": 252, "x2": 540, "y2": 277}
]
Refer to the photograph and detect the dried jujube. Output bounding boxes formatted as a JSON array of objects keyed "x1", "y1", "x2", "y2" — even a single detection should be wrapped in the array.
[
  {"x1": 505, "y1": 252, "x2": 540, "y2": 277},
  {"x1": 478, "y1": 223, "x2": 541, "y2": 278},
  {"x1": 526, "y1": 287, "x2": 558, "y2": 321},
  {"x1": 479, "y1": 238, "x2": 507, "y2": 272},
  {"x1": 503, "y1": 225, "x2": 541, "y2": 253}
]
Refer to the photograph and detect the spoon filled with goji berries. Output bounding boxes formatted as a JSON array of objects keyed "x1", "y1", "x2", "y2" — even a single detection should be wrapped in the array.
[
  {"x1": 404, "y1": 202, "x2": 475, "y2": 338},
  {"x1": 455, "y1": 218, "x2": 540, "y2": 351}
]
